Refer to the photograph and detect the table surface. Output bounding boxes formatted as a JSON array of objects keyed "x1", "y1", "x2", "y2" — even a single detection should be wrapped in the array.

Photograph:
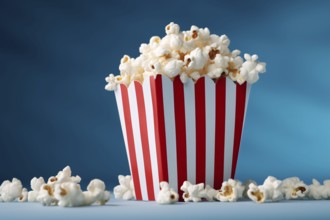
[{"x1": 1, "y1": 199, "x2": 330, "y2": 220}]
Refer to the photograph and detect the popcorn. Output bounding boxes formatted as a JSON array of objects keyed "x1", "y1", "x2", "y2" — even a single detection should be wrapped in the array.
[
  {"x1": 105, "y1": 22, "x2": 266, "y2": 89},
  {"x1": 180, "y1": 72, "x2": 188, "y2": 83},
  {"x1": 323, "y1": 180, "x2": 330, "y2": 198},
  {"x1": 165, "y1": 22, "x2": 180, "y2": 35},
  {"x1": 156, "y1": 182, "x2": 179, "y2": 205},
  {"x1": 202, "y1": 185, "x2": 218, "y2": 201},
  {"x1": 47, "y1": 166, "x2": 81, "y2": 187},
  {"x1": 242, "y1": 179, "x2": 257, "y2": 199},
  {"x1": 18, "y1": 188, "x2": 28, "y2": 202},
  {"x1": 239, "y1": 54, "x2": 266, "y2": 84},
  {"x1": 163, "y1": 59, "x2": 184, "y2": 78},
  {"x1": 113, "y1": 175, "x2": 135, "y2": 200},
  {"x1": 37, "y1": 184, "x2": 57, "y2": 206},
  {"x1": 308, "y1": 179, "x2": 329, "y2": 200},
  {"x1": 54, "y1": 179, "x2": 111, "y2": 207},
  {"x1": 28, "y1": 177, "x2": 45, "y2": 202},
  {"x1": 86, "y1": 179, "x2": 111, "y2": 205},
  {"x1": 180, "y1": 181, "x2": 205, "y2": 202},
  {"x1": 247, "y1": 176, "x2": 283, "y2": 203},
  {"x1": 30, "y1": 166, "x2": 111, "y2": 207},
  {"x1": 105, "y1": 74, "x2": 117, "y2": 91},
  {"x1": 216, "y1": 179, "x2": 244, "y2": 202},
  {"x1": 0, "y1": 178, "x2": 24, "y2": 202},
  {"x1": 185, "y1": 48, "x2": 207, "y2": 71},
  {"x1": 280, "y1": 177, "x2": 308, "y2": 200}
]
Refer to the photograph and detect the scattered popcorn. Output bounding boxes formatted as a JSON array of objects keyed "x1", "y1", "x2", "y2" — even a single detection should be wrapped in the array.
[
  {"x1": 180, "y1": 181, "x2": 205, "y2": 202},
  {"x1": 28, "y1": 177, "x2": 45, "y2": 202},
  {"x1": 280, "y1": 177, "x2": 308, "y2": 200},
  {"x1": 29, "y1": 166, "x2": 109, "y2": 207},
  {"x1": 156, "y1": 181, "x2": 179, "y2": 205},
  {"x1": 247, "y1": 176, "x2": 283, "y2": 203},
  {"x1": 105, "y1": 22, "x2": 266, "y2": 90},
  {"x1": 54, "y1": 179, "x2": 110, "y2": 207},
  {"x1": 0, "y1": 178, "x2": 24, "y2": 202},
  {"x1": 216, "y1": 179, "x2": 244, "y2": 202},
  {"x1": 113, "y1": 175, "x2": 135, "y2": 200}
]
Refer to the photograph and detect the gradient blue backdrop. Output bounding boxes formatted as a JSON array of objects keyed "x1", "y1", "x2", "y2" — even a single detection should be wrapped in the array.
[{"x1": 1, "y1": 0, "x2": 330, "y2": 188}]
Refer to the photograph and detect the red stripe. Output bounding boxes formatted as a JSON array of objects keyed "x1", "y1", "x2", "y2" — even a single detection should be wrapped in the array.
[
  {"x1": 213, "y1": 78, "x2": 226, "y2": 189},
  {"x1": 231, "y1": 82, "x2": 247, "y2": 178},
  {"x1": 173, "y1": 76, "x2": 187, "y2": 199},
  {"x1": 120, "y1": 84, "x2": 142, "y2": 200},
  {"x1": 150, "y1": 75, "x2": 169, "y2": 184},
  {"x1": 195, "y1": 77, "x2": 206, "y2": 184},
  {"x1": 135, "y1": 82, "x2": 155, "y2": 200}
]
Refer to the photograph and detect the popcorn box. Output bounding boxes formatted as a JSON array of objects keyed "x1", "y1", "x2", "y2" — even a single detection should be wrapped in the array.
[{"x1": 114, "y1": 75, "x2": 251, "y2": 201}]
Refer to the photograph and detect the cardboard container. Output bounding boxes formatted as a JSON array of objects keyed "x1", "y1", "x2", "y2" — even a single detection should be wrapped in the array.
[{"x1": 114, "y1": 75, "x2": 251, "y2": 201}]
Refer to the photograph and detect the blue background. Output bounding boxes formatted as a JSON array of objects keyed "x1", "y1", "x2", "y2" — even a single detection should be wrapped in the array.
[{"x1": 1, "y1": 0, "x2": 330, "y2": 188}]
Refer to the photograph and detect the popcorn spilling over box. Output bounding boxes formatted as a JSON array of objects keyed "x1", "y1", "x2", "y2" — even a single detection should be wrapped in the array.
[{"x1": 105, "y1": 22, "x2": 266, "y2": 201}]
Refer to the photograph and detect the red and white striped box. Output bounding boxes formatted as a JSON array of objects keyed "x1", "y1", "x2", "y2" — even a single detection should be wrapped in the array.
[{"x1": 114, "y1": 75, "x2": 251, "y2": 201}]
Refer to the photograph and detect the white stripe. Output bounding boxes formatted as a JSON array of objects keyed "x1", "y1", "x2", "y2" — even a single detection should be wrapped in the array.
[
  {"x1": 184, "y1": 78, "x2": 196, "y2": 184},
  {"x1": 128, "y1": 83, "x2": 148, "y2": 200},
  {"x1": 114, "y1": 87, "x2": 132, "y2": 174},
  {"x1": 143, "y1": 77, "x2": 160, "y2": 197},
  {"x1": 204, "y1": 77, "x2": 216, "y2": 187},
  {"x1": 223, "y1": 79, "x2": 236, "y2": 181},
  {"x1": 243, "y1": 84, "x2": 251, "y2": 129},
  {"x1": 161, "y1": 76, "x2": 178, "y2": 192}
]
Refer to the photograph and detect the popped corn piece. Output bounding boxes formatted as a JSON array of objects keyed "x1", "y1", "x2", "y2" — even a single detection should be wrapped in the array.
[
  {"x1": 156, "y1": 182, "x2": 179, "y2": 205},
  {"x1": 54, "y1": 182, "x2": 85, "y2": 207},
  {"x1": 189, "y1": 71, "x2": 202, "y2": 81},
  {"x1": 216, "y1": 179, "x2": 244, "y2": 202},
  {"x1": 240, "y1": 53, "x2": 266, "y2": 84},
  {"x1": 165, "y1": 22, "x2": 180, "y2": 35},
  {"x1": 247, "y1": 176, "x2": 283, "y2": 203},
  {"x1": 163, "y1": 59, "x2": 184, "y2": 78},
  {"x1": 54, "y1": 179, "x2": 110, "y2": 207},
  {"x1": 202, "y1": 185, "x2": 218, "y2": 201},
  {"x1": 113, "y1": 175, "x2": 135, "y2": 200},
  {"x1": 18, "y1": 188, "x2": 28, "y2": 202},
  {"x1": 37, "y1": 184, "x2": 57, "y2": 206},
  {"x1": 115, "y1": 74, "x2": 130, "y2": 86},
  {"x1": 105, "y1": 73, "x2": 117, "y2": 91},
  {"x1": 281, "y1": 177, "x2": 308, "y2": 200},
  {"x1": 242, "y1": 179, "x2": 257, "y2": 199},
  {"x1": 185, "y1": 48, "x2": 207, "y2": 70},
  {"x1": 28, "y1": 177, "x2": 45, "y2": 202},
  {"x1": 308, "y1": 179, "x2": 328, "y2": 200},
  {"x1": 180, "y1": 181, "x2": 204, "y2": 202},
  {"x1": 180, "y1": 72, "x2": 189, "y2": 83},
  {"x1": 0, "y1": 178, "x2": 24, "y2": 202},
  {"x1": 86, "y1": 179, "x2": 111, "y2": 205},
  {"x1": 47, "y1": 166, "x2": 81, "y2": 186},
  {"x1": 247, "y1": 183, "x2": 266, "y2": 203}
]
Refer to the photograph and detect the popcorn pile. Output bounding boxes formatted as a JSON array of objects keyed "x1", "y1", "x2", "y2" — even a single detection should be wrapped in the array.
[
  {"x1": 112, "y1": 176, "x2": 330, "y2": 205},
  {"x1": 2, "y1": 172, "x2": 330, "y2": 206},
  {"x1": 0, "y1": 166, "x2": 111, "y2": 207},
  {"x1": 105, "y1": 22, "x2": 266, "y2": 91}
]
